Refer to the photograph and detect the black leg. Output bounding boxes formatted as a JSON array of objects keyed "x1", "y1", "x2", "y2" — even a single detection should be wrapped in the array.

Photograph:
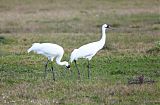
[
  {"x1": 87, "y1": 60, "x2": 91, "y2": 79},
  {"x1": 51, "y1": 62, "x2": 55, "y2": 81},
  {"x1": 44, "y1": 60, "x2": 49, "y2": 79},
  {"x1": 74, "y1": 60, "x2": 80, "y2": 79}
]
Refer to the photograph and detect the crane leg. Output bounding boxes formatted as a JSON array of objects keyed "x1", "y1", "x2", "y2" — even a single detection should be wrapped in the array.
[
  {"x1": 87, "y1": 60, "x2": 91, "y2": 79},
  {"x1": 51, "y1": 62, "x2": 55, "y2": 81},
  {"x1": 74, "y1": 60, "x2": 80, "y2": 79},
  {"x1": 44, "y1": 60, "x2": 49, "y2": 79}
]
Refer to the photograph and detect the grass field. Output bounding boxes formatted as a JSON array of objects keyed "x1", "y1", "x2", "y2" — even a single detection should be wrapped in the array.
[{"x1": 0, "y1": 0, "x2": 160, "y2": 104}]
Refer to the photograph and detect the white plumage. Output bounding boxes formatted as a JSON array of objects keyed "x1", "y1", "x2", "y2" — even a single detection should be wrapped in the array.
[
  {"x1": 28, "y1": 43, "x2": 70, "y2": 80},
  {"x1": 70, "y1": 41, "x2": 103, "y2": 62},
  {"x1": 70, "y1": 24, "x2": 110, "y2": 79}
]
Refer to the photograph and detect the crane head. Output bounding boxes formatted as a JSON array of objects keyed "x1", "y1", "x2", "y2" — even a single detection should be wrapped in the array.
[
  {"x1": 102, "y1": 24, "x2": 111, "y2": 29},
  {"x1": 64, "y1": 61, "x2": 70, "y2": 69},
  {"x1": 66, "y1": 65, "x2": 70, "y2": 69}
]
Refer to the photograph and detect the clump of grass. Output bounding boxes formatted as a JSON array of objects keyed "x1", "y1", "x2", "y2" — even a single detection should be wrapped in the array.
[
  {"x1": 146, "y1": 41, "x2": 160, "y2": 54},
  {"x1": 129, "y1": 24, "x2": 140, "y2": 28},
  {"x1": 0, "y1": 36, "x2": 5, "y2": 43},
  {"x1": 152, "y1": 24, "x2": 160, "y2": 30},
  {"x1": 0, "y1": 36, "x2": 16, "y2": 44}
]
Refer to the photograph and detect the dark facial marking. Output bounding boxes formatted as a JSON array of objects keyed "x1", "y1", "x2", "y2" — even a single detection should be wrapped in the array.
[
  {"x1": 66, "y1": 65, "x2": 70, "y2": 68},
  {"x1": 106, "y1": 25, "x2": 110, "y2": 28}
]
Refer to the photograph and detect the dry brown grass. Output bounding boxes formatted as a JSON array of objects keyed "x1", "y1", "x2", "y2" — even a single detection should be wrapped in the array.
[
  {"x1": 0, "y1": 0, "x2": 159, "y2": 33},
  {"x1": 0, "y1": 80, "x2": 159, "y2": 105}
]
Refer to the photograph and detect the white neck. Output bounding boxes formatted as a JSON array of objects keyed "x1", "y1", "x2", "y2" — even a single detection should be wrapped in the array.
[
  {"x1": 56, "y1": 56, "x2": 67, "y2": 66},
  {"x1": 99, "y1": 27, "x2": 106, "y2": 47}
]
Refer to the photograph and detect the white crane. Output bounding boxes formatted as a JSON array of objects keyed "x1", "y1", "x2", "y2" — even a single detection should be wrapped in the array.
[
  {"x1": 70, "y1": 24, "x2": 110, "y2": 79},
  {"x1": 27, "y1": 43, "x2": 70, "y2": 80}
]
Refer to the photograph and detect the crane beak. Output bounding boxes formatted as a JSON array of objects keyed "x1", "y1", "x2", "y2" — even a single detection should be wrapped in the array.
[{"x1": 108, "y1": 26, "x2": 115, "y2": 30}]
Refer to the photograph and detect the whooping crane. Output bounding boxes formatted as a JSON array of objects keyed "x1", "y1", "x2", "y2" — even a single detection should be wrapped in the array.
[
  {"x1": 70, "y1": 24, "x2": 110, "y2": 79},
  {"x1": 28, "y1": 43, "x2": 70, "y2": 80}
]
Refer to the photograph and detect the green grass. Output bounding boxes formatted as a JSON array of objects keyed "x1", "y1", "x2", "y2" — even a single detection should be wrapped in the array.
[
  {"x1": 1, "y1": 48, "x2": 160, "y2": 105},
  {"x1": 0, "y1": 0, "x2": 160, "y2": 104}
]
